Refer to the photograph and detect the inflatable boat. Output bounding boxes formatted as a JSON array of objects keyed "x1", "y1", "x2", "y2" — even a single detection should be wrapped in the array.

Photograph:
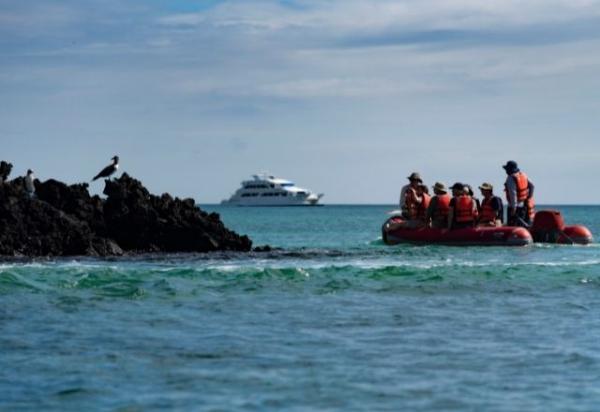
[
  {"x1": 382, "y1": 218, "x2": 532, "y2": 246},
  {"x1": 382, "y1": 210, "x2": 592, "y2": 246}
]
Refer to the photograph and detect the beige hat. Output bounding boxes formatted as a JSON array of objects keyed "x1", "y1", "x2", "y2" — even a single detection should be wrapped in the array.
[
  {"x1": 479, "y1": 182, "x2": 494, "y2": 191},
  {"x1": 432, "y1": 182, "x2": 448, "y2": 193}
]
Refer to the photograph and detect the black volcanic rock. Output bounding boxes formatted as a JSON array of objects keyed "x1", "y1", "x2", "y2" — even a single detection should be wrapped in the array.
[{"x1": 0, "y1": 165, "x2": 252, "y2": 256}]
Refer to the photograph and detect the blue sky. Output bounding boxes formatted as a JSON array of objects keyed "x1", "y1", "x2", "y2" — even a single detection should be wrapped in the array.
[{"x1": 1, "y1": 0, "x2": 600, "y2": 203}]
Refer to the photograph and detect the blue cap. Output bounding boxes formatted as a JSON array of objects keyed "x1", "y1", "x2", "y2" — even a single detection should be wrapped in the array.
[{"x1": 502, "y1": 160, "x2": 519, "y2": 173}]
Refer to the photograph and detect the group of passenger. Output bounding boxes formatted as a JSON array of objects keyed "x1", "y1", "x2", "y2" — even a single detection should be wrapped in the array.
[{"x1": 398, "y1": 160, "x2": 535, "y2": 229}]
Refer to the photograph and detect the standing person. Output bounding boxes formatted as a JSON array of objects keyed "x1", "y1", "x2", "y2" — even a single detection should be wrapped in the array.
[
  {"x1": 426, "y1": 182, "x2": 451, "y2": 228},
  {"x1": 399, "y1": 172, "x2": 423, "y2": 219},
  {"x1": 503, "y1": 160, "x2": 535, "y2": 226},
  {"x1": 25, "y1": 169, "x2": 36, "y2": 198},
  {"x1": 477, "y1": 183, "x2": 503, "y2": 227},
  {"x1": 447, "y1": 183, "x2": 478, "y2": 229}
]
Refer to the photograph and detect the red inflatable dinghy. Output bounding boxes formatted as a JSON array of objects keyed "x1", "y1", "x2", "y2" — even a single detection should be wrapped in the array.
[
  {"x1": 382, "y1": 217, "x2": 532, "y2": 246},
  {"x1": 382, "y1": 210, "x2": 592, "y2": 246}
]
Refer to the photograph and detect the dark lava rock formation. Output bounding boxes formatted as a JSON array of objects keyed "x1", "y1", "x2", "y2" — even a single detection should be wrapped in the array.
[{"x1": 0, "y1": 165, "x2": 252, "y2": 256}]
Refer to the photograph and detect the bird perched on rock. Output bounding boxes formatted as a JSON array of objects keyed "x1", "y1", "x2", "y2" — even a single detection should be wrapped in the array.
[
  {"x1": 25, "y1": 169, "x2": 36, "y2": 197},
  {"x1": 92, "y1": 156, "x2": 119, "y2": 181}
]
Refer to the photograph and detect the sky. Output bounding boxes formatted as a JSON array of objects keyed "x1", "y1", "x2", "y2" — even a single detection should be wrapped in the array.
[{"x1": 1, "y1": 0, "x2": 600, "y2": 204}]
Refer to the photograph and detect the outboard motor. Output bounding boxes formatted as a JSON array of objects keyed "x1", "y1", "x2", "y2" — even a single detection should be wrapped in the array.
[
  {"x1": 530, "y1": 211, "x2": 564, "y2": 243},
  {"x1": 530, "y1": 210, "x2": 593, "y2": 245}
]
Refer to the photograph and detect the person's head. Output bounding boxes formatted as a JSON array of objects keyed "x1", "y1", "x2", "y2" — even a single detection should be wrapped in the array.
[
  {"x1": 464, "y1": 184, "x2": 474, "y2": 197},
  {"x1": 479, "y1": 182, "x2": 494, "y2": 199},
  {"x1": 407, "y1": 172, "x2": 422, "y2": 187},
  {"x1": 432, "y1": 182, "x2": 448, "y2": 195},
  {"x1": 502, "y1": 160, "x2": 519, "y2": 175},
  {"x1": 451, "y1": 182, "x2": 464, "y2": 197},
  {"x1": 417, "y1": 184, "x2": 429, "y2": 195},
  {"x1": 27, "y1": 169, "x2": 33, "y2": 175}
]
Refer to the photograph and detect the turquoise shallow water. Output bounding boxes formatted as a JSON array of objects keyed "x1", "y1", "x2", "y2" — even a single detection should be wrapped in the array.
[{"x1": 2, "y1": 205, "x2": 600, "y2": 411}]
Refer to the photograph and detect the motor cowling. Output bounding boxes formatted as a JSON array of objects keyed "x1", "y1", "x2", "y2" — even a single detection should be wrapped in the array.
[{"x1": 530, "y1": 210, "x2": 565, "y2": 243}]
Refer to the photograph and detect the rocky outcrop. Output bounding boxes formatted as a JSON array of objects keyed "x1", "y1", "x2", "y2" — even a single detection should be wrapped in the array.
[{"x1": 0, "y1": 166, "x2": 252, "y2": 256}]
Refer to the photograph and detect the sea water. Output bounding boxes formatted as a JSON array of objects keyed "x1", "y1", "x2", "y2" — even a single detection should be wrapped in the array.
[{"x1": 2, "y1": 205, "x2": 600, "y2": 411}]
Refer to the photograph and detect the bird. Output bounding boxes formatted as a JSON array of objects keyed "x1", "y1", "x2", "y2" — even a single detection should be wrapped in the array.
[
  {"x1": 92, "y1": 156, "x2": 119, "y2": 181},
  {"x1": 25, "y1": 169, "x2": 36, "y2": 197}
]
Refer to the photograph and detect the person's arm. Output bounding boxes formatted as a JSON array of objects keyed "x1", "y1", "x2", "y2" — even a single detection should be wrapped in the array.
[
  {"x1": 425, "y1": 197, "x2": 437, "y2": 226},
  {"x1": 505, "y1": 176, "x2": 517, "y2": 216},
  {"x1": 399, "y1": 186, "x2": 407, "y2": 209},
  {"x1": 494, "y1": 197, "x2": 504, "y2": 224},
  {"x1": 528, "y1": 180, "x2": 535, "y2": 198},
  {"x1": 447, "y1": 198, "x2": 455, "y2": 229}
]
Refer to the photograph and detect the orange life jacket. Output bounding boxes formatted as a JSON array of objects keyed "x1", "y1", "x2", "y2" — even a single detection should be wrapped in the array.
[
  {"x1": 432, "y1": 194, "x2": 451, "y2": 220},
  {"x1": 416, "y1": 193, "x2": 431, "y2": 220},
  {"x1": 455, "y1": 195, "x2": 477, "y2": 223},
  {"x1": 505, "y1": 171, "x2": 530, "y2": 203},
  {"x1": 404, "y1": 188, "x2": 421, "y2": 219},
  {"x1": 515, "y1": 172, "x2": 530, "y2": 201},
  {"x1": 479, "y1": 197, "x2": 498, "y2": 224}
]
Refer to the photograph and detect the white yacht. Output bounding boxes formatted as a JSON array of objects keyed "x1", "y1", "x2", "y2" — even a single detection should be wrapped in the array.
[{"x1": 222, "y1": 173, "x2": 324, "y2": 206}]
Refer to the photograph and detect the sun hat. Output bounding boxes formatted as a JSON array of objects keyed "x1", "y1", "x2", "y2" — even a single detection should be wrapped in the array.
[
  {"x1": 479, "y1": 182, "x2": 493, "y2": 191},
  {"x1": 407, "y1": 172, "x2": 422, "y2": 182},
  {"x1": 432, "y1": 182, "x2": 448, "y2": 193}
]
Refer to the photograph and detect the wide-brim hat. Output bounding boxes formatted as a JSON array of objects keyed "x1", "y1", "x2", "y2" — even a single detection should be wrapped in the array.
[
  {"x1": 479, "y1": 182, "x2": 493, "y2": 191},
  {"x1": 432, "y1": 182, "x2": 448, "y2": 193},
  {"x1": 407, "y1": 172, "x2": 422, "y2": 182},
  {"x1": 502, "y1": 160, "x2": 519, "y2": 173}
]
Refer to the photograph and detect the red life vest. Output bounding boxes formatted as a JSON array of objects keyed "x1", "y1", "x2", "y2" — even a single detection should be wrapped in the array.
[
  {"x1": 479, "y1": 197, "x2": 498, "y2": 223},
  {"x1": 505, "y1": 171, "x2": 530, "y2": 203},
  {"x1": 432, "y1": 194, "x2": 451, "y2": 220},
  {"x1": 404, "y1": 188, "x2": 420, "y2": 219},
  {"x1": 514, "y1": 172, "x2": 529, "y2": 201},
  {"x1": 455, "y1": 195, "x2": 476, "y2": 223},
  {"x1": 416, "y1": 193, "x2": 431, "y2": 220}
]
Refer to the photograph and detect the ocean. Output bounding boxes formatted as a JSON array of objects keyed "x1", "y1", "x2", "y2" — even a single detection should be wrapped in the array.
[{"x1": 2, "y1": 205, "x2": 600, "y2": 411}]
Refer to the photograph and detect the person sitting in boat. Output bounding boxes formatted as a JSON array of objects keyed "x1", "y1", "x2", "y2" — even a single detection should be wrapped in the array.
[
  {"x1": 477, "y1": 182, "x2": 503, "y2": 227},
  {"x1": 448, "y1": 182, "x2": 478, "y2": 229},
  {"x1": 425, "y1": 182, "x2": 451, "y2": 228},
  {"x1": 414, "y1": 184, "x2": 431, "y2": 225},
  {"x1": 399, "y1": 172, "x2": 423, "y2": 219},
  {"x1": 503, "y1": 160, "x2": 535, "y2": 227},
  {"x1": 464, "y1": 184, "x2": 481, "y2": 210}
]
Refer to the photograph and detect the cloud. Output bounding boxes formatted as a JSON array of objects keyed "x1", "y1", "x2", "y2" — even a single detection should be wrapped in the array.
[{"x1": 156, "y1": 0, "x2": 600, "y2": 40}]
